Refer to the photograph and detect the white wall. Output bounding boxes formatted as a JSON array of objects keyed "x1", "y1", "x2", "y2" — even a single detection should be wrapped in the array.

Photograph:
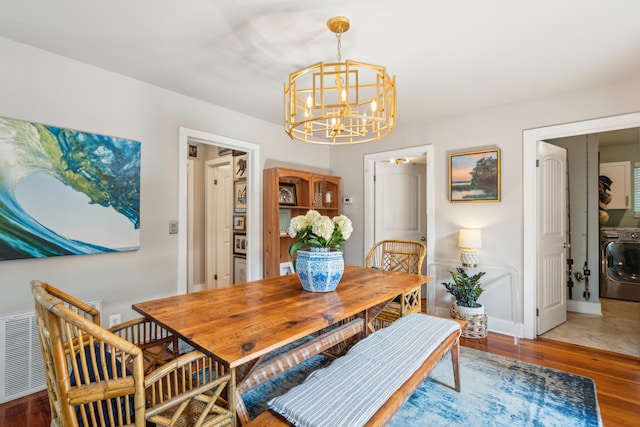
[
  {"x1": 3, "y1": 34, "x2": 640, "y2": 336},
  {"x1": 331, "y1": 76, "x2": 640, "y2": 334},
  {"x1": 0, "y1": 37, "x2": 331, "y2": 325}
]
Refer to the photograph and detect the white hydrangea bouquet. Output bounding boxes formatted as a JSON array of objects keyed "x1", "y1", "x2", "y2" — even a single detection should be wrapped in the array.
[{"x1": 288, "y1": 210, "x2": 353, "y2": 257}]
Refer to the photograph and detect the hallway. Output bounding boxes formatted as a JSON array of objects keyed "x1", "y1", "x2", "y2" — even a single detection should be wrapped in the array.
[{"x1": 540, "y1": 298, "x2": 640, "y2": 357}]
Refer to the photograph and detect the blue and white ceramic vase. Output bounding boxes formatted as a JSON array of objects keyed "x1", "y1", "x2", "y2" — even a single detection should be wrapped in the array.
[{"x1": 295, "y1": 248, "x2": 344, "y2": 292}]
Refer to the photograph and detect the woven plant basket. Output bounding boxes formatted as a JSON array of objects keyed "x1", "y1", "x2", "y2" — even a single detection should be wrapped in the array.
[{"x1": 450, "y1": 304, "x2": 488, "y2": 339}]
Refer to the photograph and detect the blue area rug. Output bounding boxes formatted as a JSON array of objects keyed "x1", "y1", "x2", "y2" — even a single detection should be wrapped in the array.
[{"x1": 242, "y1": 346, "x2": 602, "y2": 426}]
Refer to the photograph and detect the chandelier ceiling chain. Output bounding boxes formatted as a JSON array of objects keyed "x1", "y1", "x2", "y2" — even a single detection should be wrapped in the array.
[
  {"x1": 335, "y1": 23, "x2": 343, "y2": 62},
  {"x1": 284, "y1": 16, "x2": 396, "y2": 145}
]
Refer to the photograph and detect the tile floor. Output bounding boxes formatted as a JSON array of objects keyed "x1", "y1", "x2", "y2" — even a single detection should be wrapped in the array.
[{"x1": 540, "y1": 298, "x2": 640, "y2": 357}]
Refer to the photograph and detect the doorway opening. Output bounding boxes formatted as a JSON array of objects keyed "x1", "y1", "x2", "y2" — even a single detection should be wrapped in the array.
[
  {"x1": 364, "y1": 145, "x2": 435, "y2": 297},
  {"x1": 178, "y1": 127, "x2": 261, "y2": 294},
  {"x1": 535, "y1": 131, "x2": 640, "y2": 356},
  {"x1": 523, "y1": 111, "x2": 640, "y2": 340}
]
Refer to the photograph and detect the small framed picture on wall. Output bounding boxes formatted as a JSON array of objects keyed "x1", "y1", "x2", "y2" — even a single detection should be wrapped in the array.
[
  {"x1": 188, "y1": 143, "x2": 199, "y2": 159},
  {"x1": 233, "y1": 233, "x2": 247, "y2": 255},
  {"x1": 234, "y1": 154, "x2": 247, "y2": 180},
  {"x1": 280, "y1": 261, "x2": 295, "y2": 276},
  {"x1": 233, "y1": 215, "x2": 246, "y2": 231},
  {"x1": 234, "y1": 181, "x2": 247, "y2": 212},
  {"x1": 234, "y1": 256, "x2": 247, "y2": 283},
  {"x1": 278, "y1": 183, "x2": 297, "y2": 206},
  {"x1": 449, "y1": 148, "x2": 501, "y2": 202}
]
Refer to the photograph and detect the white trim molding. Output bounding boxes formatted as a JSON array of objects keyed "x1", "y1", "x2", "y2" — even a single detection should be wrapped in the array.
[
  {"x1": 522, "y1": 111, "x2": 640, "y2": 339},
  {"x1": 178, "y1": 127, "x2": 262, "y2": 294}
]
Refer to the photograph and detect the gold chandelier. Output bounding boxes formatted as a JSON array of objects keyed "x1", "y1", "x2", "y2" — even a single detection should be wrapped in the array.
[{"x1": 284, "y1": 16, "x2": 396, "y2": 145}]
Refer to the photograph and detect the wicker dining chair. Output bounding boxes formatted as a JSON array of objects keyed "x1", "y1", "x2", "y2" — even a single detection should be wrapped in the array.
[
  {"x1": 39, "y1": 282, "x2": 181, "y2": 375},
  {"x1": 365, "y1": 239, "x2": 427, "y2": 329},
  {"x1": 109, "y1": 317, "x2": 181, "y2": 375},
  {"x1": 32, "y1": 280, "x2": 234, "y2": 427}
]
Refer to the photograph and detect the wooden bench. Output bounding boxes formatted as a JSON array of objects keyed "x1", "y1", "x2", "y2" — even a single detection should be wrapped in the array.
[
  {"x1": 235, "y1": 319, "x2": 366, "y2": 423},
  {"x1": 245, "y1": 314, "x2": 464, "y2": 427}
]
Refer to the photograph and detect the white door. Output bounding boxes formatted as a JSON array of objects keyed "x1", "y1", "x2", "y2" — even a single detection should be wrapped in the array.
[
  {"x1": 537, "y1": 141, "x2": 568, "y2": 334},
  {"x1": 187, "y1": 160, "x2": 195, "y2": 292},
  {"x1": 374, "y1": 160, "x2": 427, "y2": 271},
  {"x1": 205, "y1": 159, "x2": 232, "y2": 288}
]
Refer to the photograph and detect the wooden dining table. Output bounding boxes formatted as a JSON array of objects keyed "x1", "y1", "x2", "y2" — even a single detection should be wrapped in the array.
[{"x1": 133, "y1": 265, "x2": 432, "y2": 425}]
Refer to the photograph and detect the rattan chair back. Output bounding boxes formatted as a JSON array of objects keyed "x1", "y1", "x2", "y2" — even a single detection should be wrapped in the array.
[
  {"x1": 365, "y1": 240, "x2": 427, "y2": 328},
  {"x1": 31, "y1": 280, "x2": 234, "y2": 427},
  {"x1": 365, "y1": 239, "x2": 426, "y2": 274}
]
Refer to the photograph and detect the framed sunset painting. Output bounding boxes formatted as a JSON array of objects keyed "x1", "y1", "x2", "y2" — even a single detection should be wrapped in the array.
[
  {"x1": 0, "y1": 116, "x2": 141, "y2": 261},
  {"x1": 449, "y1": 148, "x2": 500, "y2": 202}
]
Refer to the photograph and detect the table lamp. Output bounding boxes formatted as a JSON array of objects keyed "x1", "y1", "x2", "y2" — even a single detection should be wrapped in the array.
[{"x1": 458, "y1": 228, "x2": 481, "y2": 267}]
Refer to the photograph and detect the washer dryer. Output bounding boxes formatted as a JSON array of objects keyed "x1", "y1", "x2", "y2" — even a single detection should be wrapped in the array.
[{"x1": 600, "y1": 227, "x2": 640, "y2": 301}]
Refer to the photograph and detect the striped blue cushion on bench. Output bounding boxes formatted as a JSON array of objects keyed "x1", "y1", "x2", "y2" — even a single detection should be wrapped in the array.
[{"x1": 268, "y1": 314, "x2": 461, "y2": 427}]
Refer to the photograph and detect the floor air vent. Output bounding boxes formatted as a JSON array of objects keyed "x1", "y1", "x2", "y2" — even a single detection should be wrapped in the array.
[{"x1": 0, "y1": 299, "x2": 101, "y2": 403}]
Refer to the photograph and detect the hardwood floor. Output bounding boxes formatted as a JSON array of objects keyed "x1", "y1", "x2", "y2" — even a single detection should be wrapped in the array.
[
  {"x1": 1, "y1": 333, "x2": 638, "y2": 427},
  {"x1": 0, "y1": 388, "x2": 50, "y2": 427}
]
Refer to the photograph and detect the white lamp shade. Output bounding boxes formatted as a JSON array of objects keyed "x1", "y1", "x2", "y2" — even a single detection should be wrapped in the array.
[{"x1": 458, "y1": 228, "x2": 482, "y2": 249}]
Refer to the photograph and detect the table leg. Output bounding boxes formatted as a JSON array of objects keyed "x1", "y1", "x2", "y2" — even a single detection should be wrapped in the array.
[
  {"x1": 229, "y1": 367, "x2": 237, "y2": 426},
  {"x1": 234, "y1": 319, "x2": 364, "y2": 424},
  {"x1": 236, "y1": 386, "x2": 252, "y2": 425},
  {"x1": 363, "y1": 300, "x2": 393, "y2": 334}
]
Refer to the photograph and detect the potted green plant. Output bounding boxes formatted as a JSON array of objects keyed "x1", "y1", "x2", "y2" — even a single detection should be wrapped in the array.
[{"x1": 442, "y1": 267, "x2": 488, "y2": 338}]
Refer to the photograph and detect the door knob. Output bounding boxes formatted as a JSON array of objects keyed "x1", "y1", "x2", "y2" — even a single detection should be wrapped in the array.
[
  {"x1": 563, "y1": 243, "x2": 571, "y2": 248},
  {"x1": 420, "y1": 236, "x2": 426, "y2": 241}
]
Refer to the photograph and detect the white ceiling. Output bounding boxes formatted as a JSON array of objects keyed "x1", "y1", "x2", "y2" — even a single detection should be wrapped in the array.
[{"x1": 1, "y1": 0, "x2": 640, "y2": 130}]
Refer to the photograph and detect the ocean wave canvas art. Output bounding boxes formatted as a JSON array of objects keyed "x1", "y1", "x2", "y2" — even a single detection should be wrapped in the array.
[{"x1": 0, "y1": 117, "x2": 141, "y2": 261}]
